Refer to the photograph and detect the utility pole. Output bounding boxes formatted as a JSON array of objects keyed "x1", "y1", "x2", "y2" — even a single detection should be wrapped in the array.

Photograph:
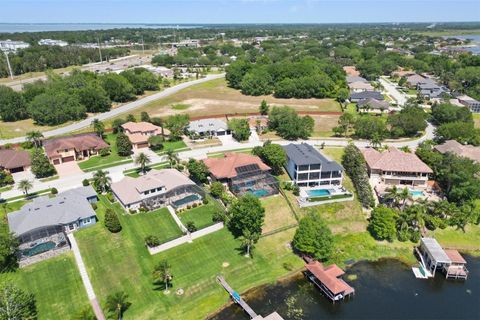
[
  {"x1": 97, "y1": 37, "x2": 103, "y2": 62},
  {"x1": 3, "y1": 51, "x2": 14, "y2": 80},
  {"x1": 141, "y1": 35, "x2": 145, "y2": 55}
]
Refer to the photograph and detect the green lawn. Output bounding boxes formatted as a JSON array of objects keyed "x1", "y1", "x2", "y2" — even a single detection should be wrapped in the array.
[
  {"x1": 127, "y1": 207, "x2": 183, "y2": 244},
  {"x1": 178, "y1": 200, "x2": 222, "y2": 229},
  {"x1": 473, "y1": 113, "x2": 480, "y2": 129},
  {"x1": 0, "y1": 253, "x2": 89, "y2": 319},
  {"x1": 75, "y1": 196, "x2": 303, "y2": 320},
  {"x1": 158, "y1": 140, "x2": 188, "y2": 152},
  {"x1": 79, "y1": 133, "x2": 131, "y2": 171}
]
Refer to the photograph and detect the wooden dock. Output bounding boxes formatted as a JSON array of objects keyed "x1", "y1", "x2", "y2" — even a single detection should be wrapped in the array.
[{"x1": 217, "y1": 276, "x2": 258, "y2": 319}]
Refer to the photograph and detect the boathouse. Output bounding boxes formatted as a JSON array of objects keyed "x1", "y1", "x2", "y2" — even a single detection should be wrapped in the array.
[
  {"x1": 305, "y1": 261, "x2": 354, "y2": 302},
  {"x1": 417, "y1": 237, "x2": 468, "y2": 279}
]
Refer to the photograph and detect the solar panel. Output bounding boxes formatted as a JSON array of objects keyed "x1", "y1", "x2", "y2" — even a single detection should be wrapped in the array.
[{"x1": 235, "y1": 164, "x2": 260, "y2": 174}]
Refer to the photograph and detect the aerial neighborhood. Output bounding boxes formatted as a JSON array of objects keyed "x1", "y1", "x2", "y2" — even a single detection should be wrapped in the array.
[{"x1": 0, "y1": 18, "x2": 478, "y2": 320}]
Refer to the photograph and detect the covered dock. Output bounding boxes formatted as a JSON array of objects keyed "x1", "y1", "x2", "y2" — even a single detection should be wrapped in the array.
[{"x1": 304, "y1": 261, "x2": 355, "y2": 302}]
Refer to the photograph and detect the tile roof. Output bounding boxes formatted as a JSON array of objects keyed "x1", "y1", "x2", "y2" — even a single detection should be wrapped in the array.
[
  {"x1": 111, "y1": 169, "x2": 196, "y2": 205},
  {"x1": 121, "y1": 121, "x2": 164, "y2": 134},
  {"x1": 444, "y1": 249, "x2": 467, "y2": 264},
  {"x1": 343, "y1": 66, "x2": 360, "y2": 77},
  {"x1": 0, "y1": 149, "x2": 31, "y2": 169},
  {"x1": 434, "y1": 140, "x2": 480, "y2": 163},
  {"x1": 7, "y1": 186, "x2": 97, "y2": 236},
  {"x1": 43, "y1": 133, "x2": 109, "y2": 158},
  {"x1": 305, "y1": 261, "x2": 352, "y2": 295},
  {"x1": 362, "y1": 147, "x2": 433, "y2": 173},
  {"x1": 203, "y1": 153, "x2": 270, "y2": 179},
  {"x1": 348, "y1": 81, "x2": 374, "y2": 90},
  {"x1": 283, "y1": 143, "x2": 343, "y2": 171}
]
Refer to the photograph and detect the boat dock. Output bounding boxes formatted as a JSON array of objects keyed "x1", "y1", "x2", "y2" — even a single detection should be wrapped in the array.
[
  {"x1": 304, "y1": 261, "x2": 355, "y2": 302},
  {"x1": 217, "y1": 275, "x2": 258, "y2": 319}
]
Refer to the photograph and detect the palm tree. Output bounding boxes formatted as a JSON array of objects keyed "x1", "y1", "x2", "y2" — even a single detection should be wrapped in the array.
[
  {"x1": 92, "y1": 170, "x2": 111, "y2": 193},
  {"x1": 105, "y1": 291, "x2": 131, "y2": 320},
  {"x1": 134, "y1": 152, "x2": 151, "y2": 174},
  {"x1": 240, "y1": 229, "x2": 259, "y2": 258},
  {"x1": 165, "y1": 149, "x2": 179, "y2": 168},
  {"x1": 91, "y1": 119, "x2": 105, "y2": 137},
  {"x1": 384, "y1": 186, "x2": 400, "y2": 208},
  {"x1": 370, "y1": 133, "x2": 382, "y2": 149},
  {"x1": 152, "y1": 260, "x2": 173, "y2": 292},
  {"x1": 399, "y1": 187, "x2": 412, "y2": 211},
  {"x1": 26, "y1": 130, "x2": 44, "y2": 148},
  {"x1": 74, "y1": 306, "x2": 95, "y2": 320},
  {"x1": 17, "y1": 179, "x2": 33, "y2": 195}
]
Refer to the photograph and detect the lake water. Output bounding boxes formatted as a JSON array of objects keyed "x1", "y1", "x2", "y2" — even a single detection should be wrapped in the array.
[
  {"x1": 211, "y1": 257, "x2": 480, "y2": 320},
  {"x1": 0, "y1": 23, "x2": 201, "y2": 33},
  {"x1": 444, "y1": 34, "x2": 480, "y2": 54}
]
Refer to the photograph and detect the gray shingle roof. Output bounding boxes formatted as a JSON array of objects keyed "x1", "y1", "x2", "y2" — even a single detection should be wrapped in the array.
[
  {"x1": 7, "y1": 186, "x2": 97, "y2": 236},
  {"x1": 421, "y1": 237, "x2": 451, "y2": 264},
  {"x1": 187, "y1": 118, "x2": 228, "y2": 134},
  {"x1": 350, "y1": 91, "x2": 384, "y2": 101},
  {"x1": 283, "y1": 143, "x2": 343, "y2": 171}
]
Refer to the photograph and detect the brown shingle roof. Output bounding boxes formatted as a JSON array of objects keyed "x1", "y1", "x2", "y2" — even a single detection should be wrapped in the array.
[
  {"x1": 203, "y1": 153, "x2": 270, "y2": 179},
  {"x1": 0, "y1": 149, "x2": 31, "y2": 169},
  {"x1": 444, "y1": 249, "x2": 467, "y2": 264},
  {"x1": 43, "y1": 133, "x2": 109, "y2": 158},
  {"x1": 434, "y1": 140, "x2": 480, "y2": 163},
  {"x1": 362, "y1": 147, "x2": 433, "y2": 173}
]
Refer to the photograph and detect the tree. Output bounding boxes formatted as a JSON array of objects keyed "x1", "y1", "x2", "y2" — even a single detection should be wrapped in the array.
[
  {"x1": 134, "y1": 152, "x2": 151, "y2": 174},
  {"x1": 228, "y1": 118, "x2": 251, "y2": 142},
  {"x1": 100, "y1": 73, "x2": 135, "y2": 102},
  {"x1": 30, "y1": 149, "x2": 56, "y2": 178},
  {"x1": 116, "y1": 133, "x2": 132, "y2": 156},
  {"x1": 74, "y1": 306, "x2": 96, "y2": 320},
  {"x1": 293, "y1": 212, "x2": 334, "y2": 260},
  {"x1": 165, "y1": 114, "x2": 189, "y2": 139},
  {"x1": 186, "y1": 158, "x2": 209, "y2": 183},
  {"x1": 239, "y1": 229, "x2": 260, "y2": 258},
  {"x1": 354, "y1": 116, "x2": 387, "y2": 140},
  {"x1": 268, "y1": 106, "x2": 314, "y2": 140},
  {"x1": 140, "y1": 111, "x2": 151, "y2": 122},
  {"x1": 147, "y1": 135, "x2": 164, "y2": 151},
  {"x1": 151, "y1": 117, "x2": 166, "y2": 137},
  {"x1": 0, "y1": 282, "x2": 37, "y2": 320},
  {"x1": 241, "y1": 68, "x2": 273, "y2": 96},
  {"x1": 76, "y1": 83, "x2": 111, "y2": 113},
  {"x1": 0, "y1": 85, "x2": 28, "y2": 121},
  {"x1": 259, "y1": 100, "x2": 269, "y2": 115},
  {"x1": 28, "y1": 92, "x2": 86, "y2": 125},
  {"x1": 252, "y1": 142, "x2": 287, "y2": 175},
  {"x1": 210, "y1": 181, "x2": 224, "y2": 198},
  {"x1": 388, "y1": 105, "x2": 428, "y2": 137},
  {"x1": 92, "y1": 170, "x2": 111, "y2": 193},
  {"x1": 0, "y1": 224, "x2": 19, "y2": 272},
  {"x1": 17, "y1": 179, "x2": 32, "y2": 195},
  {"x1": 431, "y1": 103, "x2": 472, "y2": 125},
  {"x1": 228, "y1": 194, "x2": 265, "y2": 237},
  {"x1": 126, "y1": 114, "x2": 136, "y2": 122},
  {"x1": 368, "y1": 206, "x2": 398, "y2": 241},
  {"x1": 112, "y1": 118, "x2": 127, "y2": 134},
  {"x1": 165, "y1": 149, "x2": 180, "y2": 168},
  {"x1": 333, "y1": 112, "x2": 356, "y2": 137},
  {"x1": 104, "y1": 208, "x2": 122, "y2": 233},
  {"x1": 152, "y1": 260, "x2": 173, "y2": 292},
  {"x1": 105, "y1": 291, "x2": 131, "y2": 320},
  {"x1": 435, "y1": 122, "x2": 479, "y2": 146},
  {"x1": 225, "y1": 59, "x2": 252, "y2": 89},
  {"x1": 25, "y1": 131, "x2": 44, "y2": 148},
  {"x1": 91, "y1": 119, "x2": 105, "y2": 137}
]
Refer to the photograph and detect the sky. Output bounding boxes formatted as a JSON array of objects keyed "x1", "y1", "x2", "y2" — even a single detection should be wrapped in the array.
[{"x1": 1, "y1": 0, "x2": 479, "y2": 24}]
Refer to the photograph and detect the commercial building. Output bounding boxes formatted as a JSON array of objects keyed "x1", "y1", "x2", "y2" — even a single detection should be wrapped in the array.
[
  {"x1": 38, "y1": 39, "x2": 68, "y2": 47},
  {"x1": 0, "y1": 40, "x2": 30, "y2": 52}
]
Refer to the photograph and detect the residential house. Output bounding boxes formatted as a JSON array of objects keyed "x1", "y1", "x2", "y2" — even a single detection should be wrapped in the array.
[
  {"x1": 203, "y1": 153, "x2": 278, "y2": 197},
  {"x1": 248, "y1": 116, "x2": 268, "y2": 132},
  {"x1": 418, "y1": 82, "x2": 447, "y2": 100},
  {"x1": 283, "y1": 143, "x2": 343, "y2": 187},
  {"x1": 121, "y1": 121, "x2": 167, "y2": 149},
  {"x1": 457, "y1": 95, "x2": 480, "y2": 113},
  {"x1": 187, "y1": 118, "x2": 231, "y2": 139},
  {"x1": 348, "y1": 81, "x2": 374, "y2": 92},
  {"x1": 0, "y1": 149, "x2": 31, "y2": 173},
  {"x1": 357, "y1": 98, "x2": 390, "y2": 113},
  {"x1": 111, "y1": 169, "x2": 205, "y2": 211},
  {"x1": 346, "y1": 75, "x2": 368, "y2": 84},
  {"x1": 343, "y1": 66, "x2": 360, "y2": 77},
  {"x1": 434, "y1": 140, "x2": 480, "y2": 163},
  {"x1": 362, "y1": 147, "x2": 433, "y2": 187},
  {"x1": 391, "y1": 68, "x2": 416, "y2": 78},
  {"x1": 43, "y1": 133, "x2": 109, "y2": 165},
  {"x1": 406, "y1": 74, "x2": 434, "y2": 87},
  {"x1": 349, "y1": 91, "x2": 384, "y2": 103},
  {"x1": 7, "y1": 186, "x2": 98, "y2": 263}
]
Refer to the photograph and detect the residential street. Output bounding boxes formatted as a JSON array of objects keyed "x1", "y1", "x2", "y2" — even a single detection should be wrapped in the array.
[{"x1": 379, "y1": 76, "x2": 407, "y2": 106}]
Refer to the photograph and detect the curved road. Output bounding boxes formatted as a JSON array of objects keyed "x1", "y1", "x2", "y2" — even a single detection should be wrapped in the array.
[{"x1": 0, "y1": 73, "x2": 225, "y2": 145}]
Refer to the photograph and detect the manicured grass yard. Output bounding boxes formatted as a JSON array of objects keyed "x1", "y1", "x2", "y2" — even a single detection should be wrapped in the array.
[
  {"x1": 158, "y1": 140, "x2": 188, "y2": 152},
  {"x1": 474, "y1": 113, "x2": 480, "y2": 129},
  {"x1": 260, "y1": 195, "x2": 298, "y2": 234},
  {"x1": 0, "y1": 253, "x2": 89, "y2": 319},
  {"x1": 178, "y1": 200, "x2": 221, "y2": 229},
  {"x1": 127, "y1": 207, "x2": 183, "y2": 244},
  {"x1": 75, "y1": 196, "x2": 303, "y2": 320},
  {"x1": 78, "y1": 133, "x2": 131, "y2": 171}
]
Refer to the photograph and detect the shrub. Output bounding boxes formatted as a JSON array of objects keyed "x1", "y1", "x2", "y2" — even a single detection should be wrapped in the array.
[
  {"x1": 145, "y1": 235, "x2": 161, "y2": 247},
  {"x1": 20, "y1": 141, "x2": 34, "y2": 150},
  {"x1": 99, "y1": 148, "x2": 110, "y2": 157},
  {"x1": 292, "y1": 184, "x2": 300, "y2": 196},
  {"x1": 91, "y1": 203, "x2": 98, "y2": 210},
  {"x1": 104, "y1": 208, "x2": 122, "y2": 233},
  {"x1": 105, "y1": 192, "x2": 114, "y2": 203},
  {"x1": 210, "y1": 182, "x2": 224, "y2": 198},
  {"x1": 186, "y1": 221, "x2": 197, "y2": 232},
  {"x1": 212, "y1": 210, "x2": 226, "y2": 222},
  {"x1": 202, "y1": 198, "x2": 209, "y2": 205},
  {"x1": 192, "y1": 202, "x2": 198, "y2": 208},
  {"x1": 186, "y1": 204, "x2": 192, "y2": 210},
  {"x1": 82, "y1": 179, "x2": 90, "y2": 186},
  {"x1": 51, "y1": 187, "x2": 58, "y2": 195}
]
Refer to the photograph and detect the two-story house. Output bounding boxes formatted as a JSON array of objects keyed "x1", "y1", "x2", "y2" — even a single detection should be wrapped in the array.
[
  {"x1": 283, "y1": 143, "x2": 344, "y2": 187},
  {"x1": 43, "y1": 133, "x2": 109, "y2": 165},
  {"x1": 121, "y1": 121, "x2": 168, "y2": 149}
]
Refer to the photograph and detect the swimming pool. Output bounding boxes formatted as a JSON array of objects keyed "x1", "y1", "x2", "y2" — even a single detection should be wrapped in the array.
[
  {"x1": 409, "y1": 190, "x2": 424, "y2": 197},
  {"x1": 172, "y1": 194, "x2": 200, "y2": 207},
  {"x1": 249, "y1": 189, "x2": 269, "y2": 198},
  {"x1": 22, "y1": 241, "x2": 56, "y2": 257},
  {"x1": 306, "y1": 189, "x2": 332, "y2": 197}
]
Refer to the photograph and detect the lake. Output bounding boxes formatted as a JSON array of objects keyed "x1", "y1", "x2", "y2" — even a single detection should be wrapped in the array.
[
  {"x1": 0, "y1": 23, "x2": 201, "y2": 33},
  {"x1": 211, "y1": 257, "x2": 480, "y2": 320}
]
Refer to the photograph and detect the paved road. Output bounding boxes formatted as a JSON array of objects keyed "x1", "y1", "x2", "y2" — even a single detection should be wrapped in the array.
[
  {"x1": 0, "y1": 73, "x2": 225, "y2": 145},
  {"x1": 379, "y1": 76, "x2": 407, "y2": 106}
]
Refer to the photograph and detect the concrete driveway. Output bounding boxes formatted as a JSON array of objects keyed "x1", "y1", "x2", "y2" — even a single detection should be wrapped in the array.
[
  {"x1": 218, "y1": 134, "x2": 242, "y2": 147},
  {"x1": 55, "y1": 161, "x2": 83, "y2": 177},
  {"x1": 379, "y1": 77, "x2": 407, "y2": 106}
]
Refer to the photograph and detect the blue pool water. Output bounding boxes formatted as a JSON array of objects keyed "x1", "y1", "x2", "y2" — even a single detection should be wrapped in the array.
[
  {"x1": 22, "y1": 241, "x2": 56, "y2": 257},
  {"x1": 409, "y1": 190, "x2": 424, "y2": 197},
  {"x1": 306, "y1": 189, "x2": 331, "y2": 197},
  {"x1": 172, "y1": 194, "x2": 200, "y2": 207},
  {"x1": 249, "y1": 189, "x2": 269, "y2": 198}
]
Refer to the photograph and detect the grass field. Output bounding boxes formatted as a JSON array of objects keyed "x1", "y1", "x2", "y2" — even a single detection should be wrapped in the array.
[
  {"x1": 106, "y1": 78, "x2": 341, "y2": 126},
  {"x1": 260, "y1": 195, "x2": 298, "y2": 234},
  {"x1": 178, "y1": 200, "x2": 221, "y2": 229},
  {"x1": 474, "y1": 113, "x2": 480, "y2": 129},
  {"x1": 127, "y1": 207, "x2": 184, "y2": 244},
  {"x1": 75, "y1": 196, "x2": 303, "y2": 319},
  {"x1": 0, "y1": 253, "x2": 89, "y2": 319}
]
